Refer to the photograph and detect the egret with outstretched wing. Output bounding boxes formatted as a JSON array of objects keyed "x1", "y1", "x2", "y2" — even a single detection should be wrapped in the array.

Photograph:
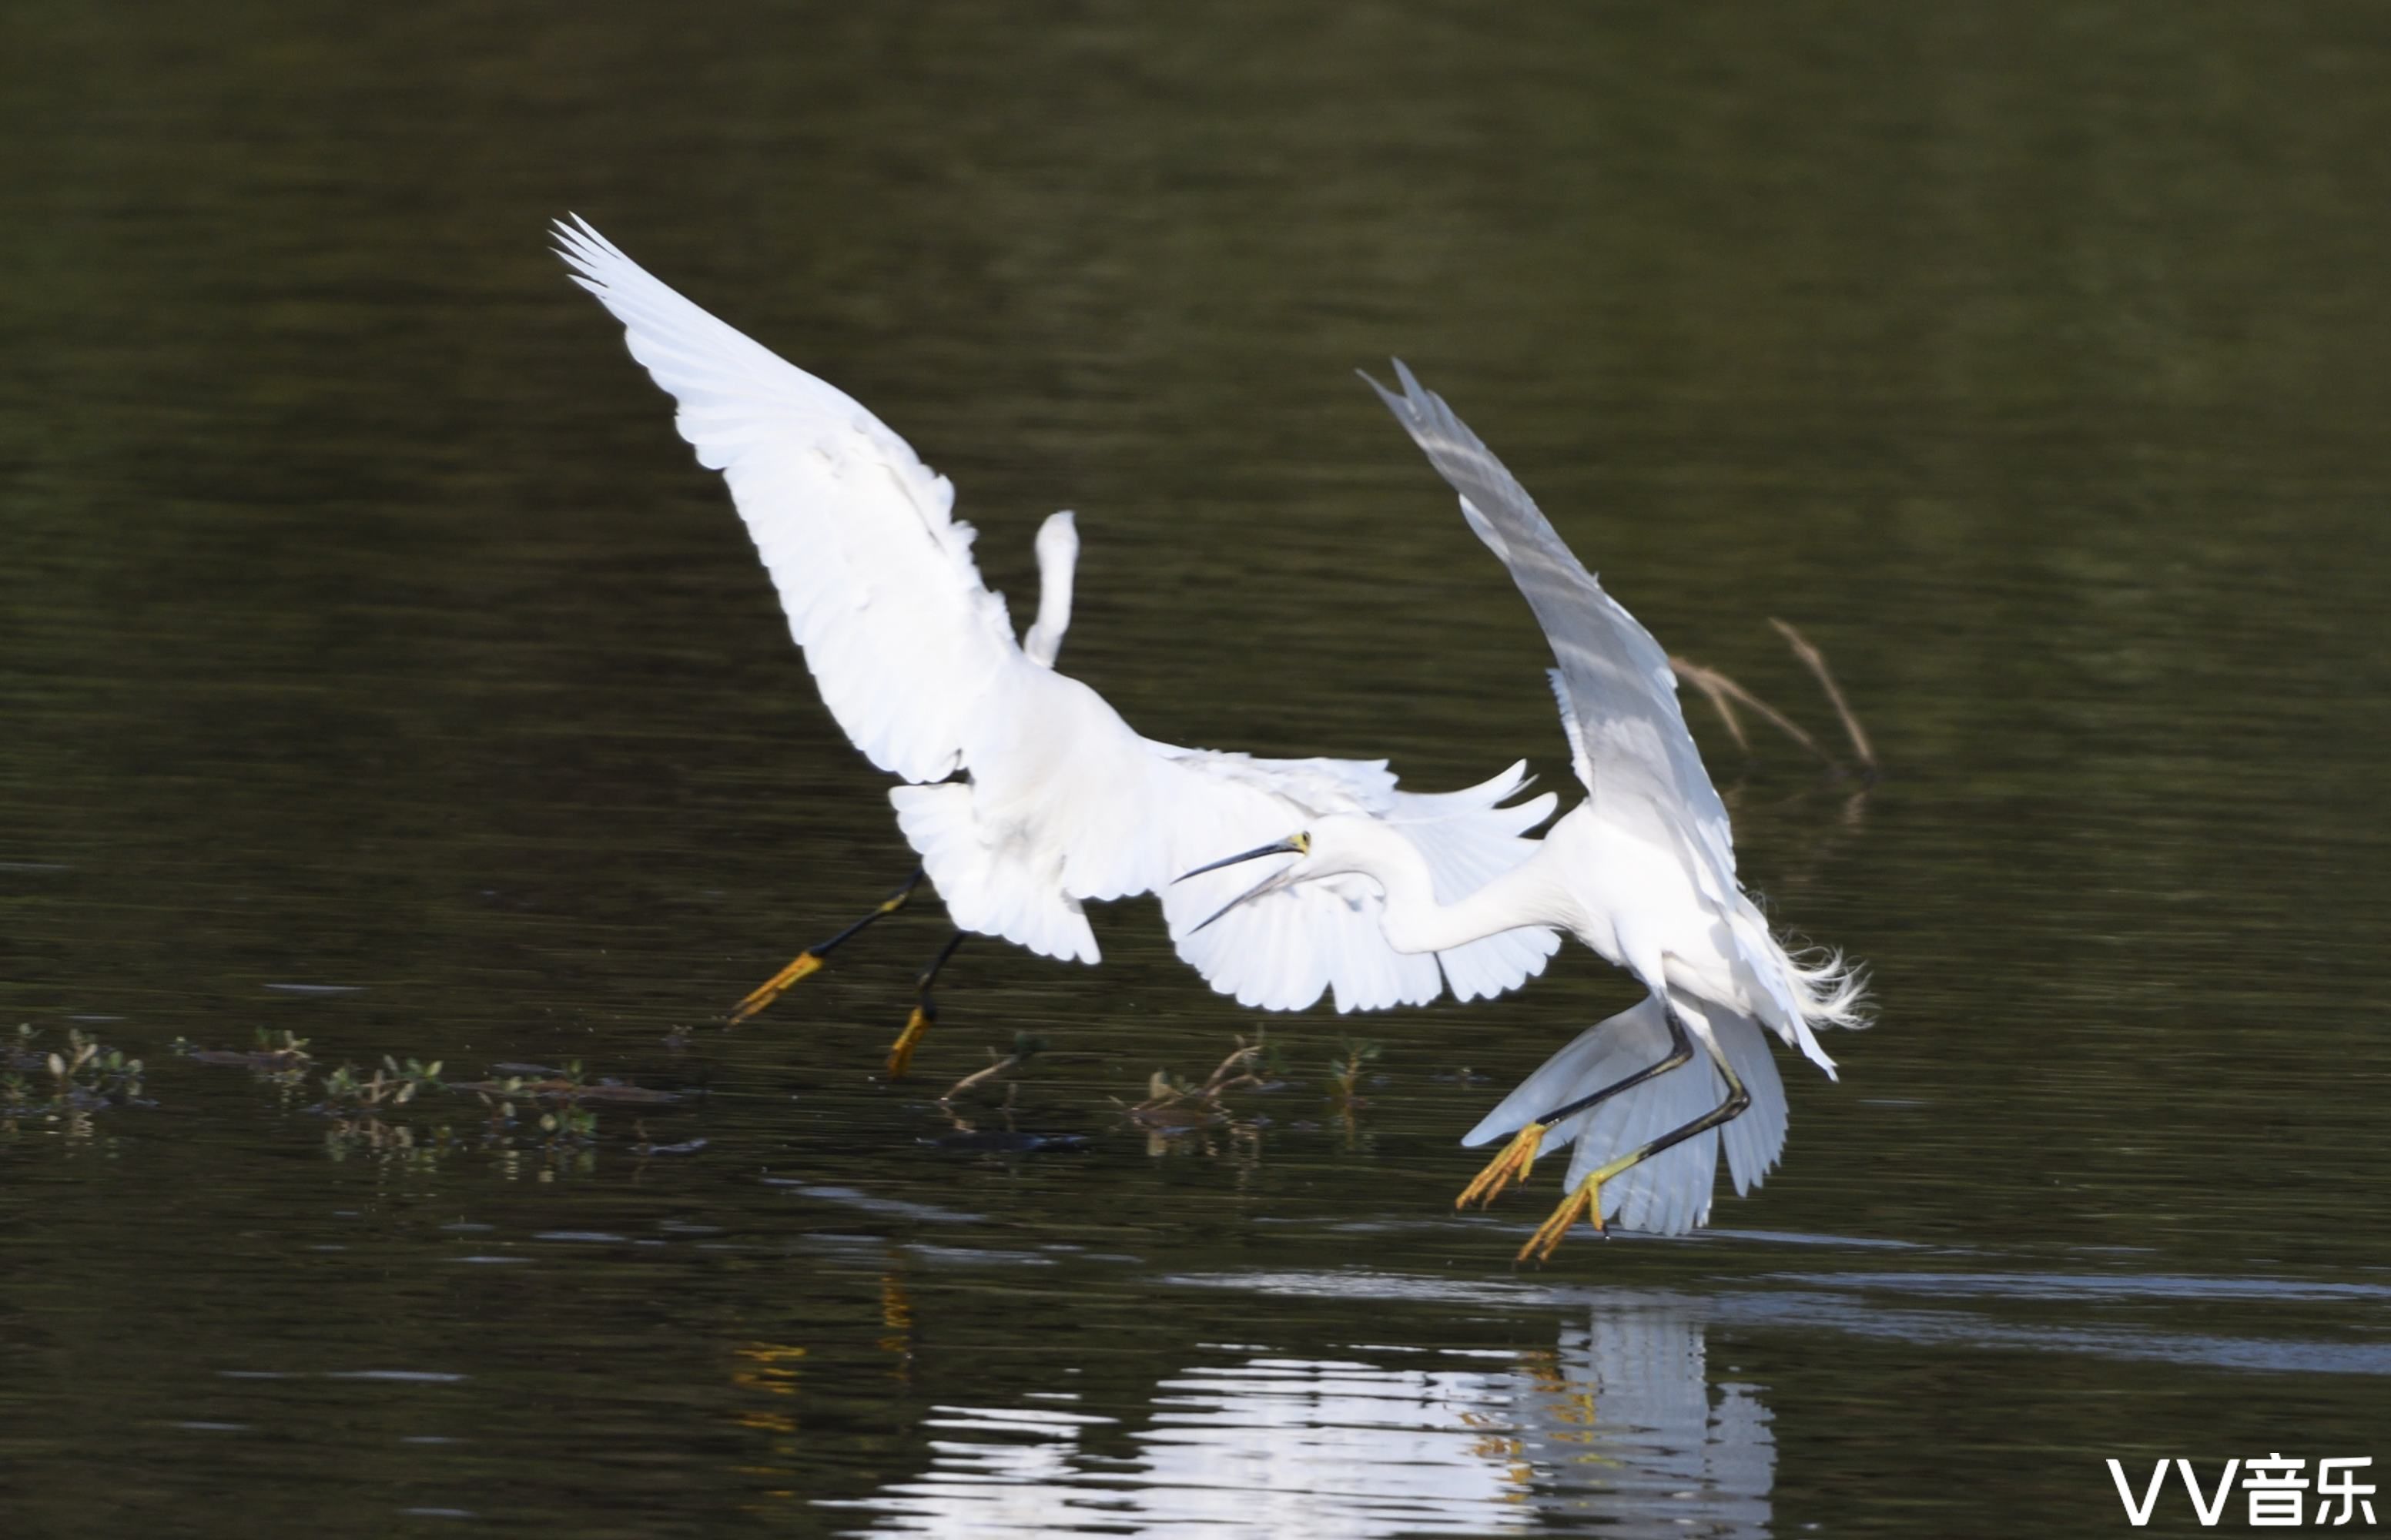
[
  {"x1": 554, "y1": 222, "x2": 1560, "y2": 1074},
  {"x1": 1187, "y1": 363, "x2": 1867, "y2": 1257}
]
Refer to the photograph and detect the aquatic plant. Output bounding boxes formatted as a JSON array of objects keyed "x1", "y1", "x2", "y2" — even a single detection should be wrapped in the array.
[
  {"x1": 318, "y1": 1055, "x2": 445, "y2": 1111},
  {"x1": 1124, "y1": 1031, "x2": 1278, "y2": 1134},
  {"x1": 1324, "y1": 1036, "x2": 1385, "y2": 1109},
  {"x1": 939, "y1": 1032, "x2": 1049, "y2": 1103},
  {"x1": 2, "y1": 1023, "x2": 147, "y2": 1114},
  {"x1": 174, "y1": 1033, "x2": 690, "y2": 1177},
  {"x1": 176, "y1": 1028, "x2": 315, "y2": 1082}
]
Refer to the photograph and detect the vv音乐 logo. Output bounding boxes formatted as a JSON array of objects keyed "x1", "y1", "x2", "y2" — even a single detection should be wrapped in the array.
[{"x1": 2107, "y1": 1455, "x2": 2376, "y2": 1528}]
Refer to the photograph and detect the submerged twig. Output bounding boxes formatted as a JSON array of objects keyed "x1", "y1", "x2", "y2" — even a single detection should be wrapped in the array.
[
  {"x1": 1768, "y1": 618, "x2": 1877, "y2": 773},
  {"x1": 1669, "y1": 658, "x2": 1751, "y2": 753},
  {"x1": 939, "y1": 1033, "x2": 1046, "y2": 1103},
  {"x1": 1195, "y1": 1033, "x2": 1271, "y2": 1100},
  {"x1": 1120, "y1": 1030, "x2": 1273, "y2": 1130},
  {"x1": 1671, "y1": 656, "x2": 1839, "y2": 768}
]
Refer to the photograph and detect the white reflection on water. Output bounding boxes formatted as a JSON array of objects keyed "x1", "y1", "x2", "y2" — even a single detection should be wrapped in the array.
[{"x1": 826, "y1": 1294, "x2": 1770, "y2": 1537}]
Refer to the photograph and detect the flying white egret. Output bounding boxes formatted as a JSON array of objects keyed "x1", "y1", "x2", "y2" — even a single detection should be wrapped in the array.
[
  {"x1": 552, "y1": 219, "x2": 1562, "y2": 1075},
  {"x1": 1185, "y1": 363, "x2": 1867, "y2": 1259}
]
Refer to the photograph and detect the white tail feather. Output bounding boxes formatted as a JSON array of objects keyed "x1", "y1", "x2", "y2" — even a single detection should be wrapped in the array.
[{"x1": 1710, "y1": 1009, "x2": 1787, "y2": 1197}]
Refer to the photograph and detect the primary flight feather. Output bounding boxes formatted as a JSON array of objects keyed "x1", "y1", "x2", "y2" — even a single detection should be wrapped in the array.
[{"x1": 554, "y1": 219, "x2": 1562, "y2": 1070}]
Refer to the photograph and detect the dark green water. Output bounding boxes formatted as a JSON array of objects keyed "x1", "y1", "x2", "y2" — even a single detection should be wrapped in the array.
[{"x1": 6, "y1": 4, "x2": 2389, "y2": 1535}]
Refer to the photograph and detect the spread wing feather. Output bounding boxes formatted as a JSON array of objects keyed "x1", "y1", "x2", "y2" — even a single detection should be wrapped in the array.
[
  {"x1": 1367, "y1": 363, "x2": 1740, "y2": 908},
  {"x1": 558, "y1": 215, "x2": 1011, "y2": 785},
  {"x1": 1160, "y1": 754, "x2": 1561, "y2": 1011},
  {"x1": 561, "y1": 219, "x2": 1562, "y2": 1008}
]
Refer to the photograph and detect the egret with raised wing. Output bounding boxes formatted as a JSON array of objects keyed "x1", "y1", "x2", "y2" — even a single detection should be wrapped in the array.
[
  {"x1": 1185, "y1": 364, "x2": 1867, "y2": 1259},
  {"x1": 554, "y1": 220, "x2": 1561, "y2": 1076}
]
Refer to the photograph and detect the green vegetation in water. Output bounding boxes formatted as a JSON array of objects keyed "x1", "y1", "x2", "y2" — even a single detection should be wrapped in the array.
[
  {"x1": 1323, "y1": 1035, "x2": 1387, "y2": 1153},
  {"x1": 173, "y1": 1035, "x2": 691, "y2": 1177},
  {"x1": 318, "y1": 1054, "x2": 444, "y2": 1111},
  {"x1": 320, "y1": 1056, "x2": 677, "y2": 1173},
  {"x1": 176, "y1": 1027, "x2": 315, "y2": 1080},
  {"x1": 2, "y1": 1023, "x2": 149, "y2": 1120},
  {"x1": 1324, "y1": 1036, "x2": 1384, "y2": 1109},
  {"x1": 1124, "y1": 1031, "x2": 1281, "y2": 1134}
]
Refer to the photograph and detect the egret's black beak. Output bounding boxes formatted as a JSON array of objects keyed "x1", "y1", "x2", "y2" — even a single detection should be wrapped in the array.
[
  {"x1": 1174, "y1": 837, "x2": 1310, "y2": 935},
  {"x1": 1174, "y1": 838, "x2": 1305, "y2": 885}
]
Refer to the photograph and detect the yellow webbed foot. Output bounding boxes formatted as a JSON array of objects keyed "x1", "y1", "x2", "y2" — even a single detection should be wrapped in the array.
[
  {"x1": 886, "y1": 1006, "x2": 933, "y2": 1079},
  {"x1": 1456, "y1": 1122, "x2": 1546, "y2": 1210},
  {"x1": 1518, "y1": 1175, "x2": 1606, "y2": 1265},
  {"x1": 728, "y1": 951, "x2": 824, "y2": 1026}
]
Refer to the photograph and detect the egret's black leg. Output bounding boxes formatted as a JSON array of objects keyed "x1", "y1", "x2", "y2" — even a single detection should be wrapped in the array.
[
  {"x1": 1455, "y1": 1006, "x2": 1695, "y2": 1210},
  {"x1": 1530, "y1": 1008, "x2": 1694, "y2": 1128},
  {"x1": 886, "y1": 929, "x2": 966, "y2": 1078},
  {"x1": 1520, "y1": 1032, "x2": 1752, "y2": 1263},
  {"x1": 728, "y1": 866, "x2": 926, "y2": 1025}
]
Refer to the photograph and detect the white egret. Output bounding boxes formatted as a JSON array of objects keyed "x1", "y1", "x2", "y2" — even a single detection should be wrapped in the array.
[
  {"x1": 552, "y1": 219, "x2": 1562, "y2": 1075},
  {"x1": 1186, "y1": 363, "x2": 1867, "y2": 1259}
]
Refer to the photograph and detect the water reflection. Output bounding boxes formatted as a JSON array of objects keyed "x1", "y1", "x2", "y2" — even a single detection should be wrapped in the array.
[
  {"x1": 1513, "y1": 1300, "x2": 1774, "y2": 1534},
  {"x1": 829, "y1": 1294, "x2": 1770, "y2": 1537}
]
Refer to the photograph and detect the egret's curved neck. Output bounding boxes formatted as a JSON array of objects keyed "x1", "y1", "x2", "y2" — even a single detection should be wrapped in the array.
[
  {"x1": 1334, "y1": 819, "x2": 1559, "y2": 956},
  {"x1": 1023, "y1": 513, "x2": 1077, "y2": 668}
]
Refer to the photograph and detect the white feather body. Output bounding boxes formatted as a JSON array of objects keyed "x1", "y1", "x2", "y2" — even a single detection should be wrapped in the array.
[
  {"x1": 1236, "y1": 363, "x2": 1875, "y2": 1237},
  {"x1": 556, "y1": 217, "x2": 1561, "y2": 1012}
]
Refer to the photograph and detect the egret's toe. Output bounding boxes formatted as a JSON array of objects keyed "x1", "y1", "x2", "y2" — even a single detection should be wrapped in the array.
[
  {"x1": 728, "y1": 951, "x2": 824, "y2": 1025},
  {"x1": 1456, "y1": 1122, "x2": 1546, "y2": 1210},
  {"x1": 885, "y1": 1004, "x2": 933, "y2": 1079},
  {"x1": 1517, "y1": 1176, "x2": 1605, "y2": 1264}
]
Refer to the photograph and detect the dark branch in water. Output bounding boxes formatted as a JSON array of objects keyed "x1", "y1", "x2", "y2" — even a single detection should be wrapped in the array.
[
  {"x1": 939, "y1": 1033, "x2": 1046, "y2": 1103},
  {"x1": 1121, "y1": 1032, "x2": 1274, "y2": 1130},
  {"x1": 1671, "y1": 656, "x2": 1839, "y2": 768},
  {"x1": 1671, "y1": 621, "x2": 1877, "y2": 782},
  {"x1": 1768, "y1": 618, "x2": 1877, "y2": 773}
]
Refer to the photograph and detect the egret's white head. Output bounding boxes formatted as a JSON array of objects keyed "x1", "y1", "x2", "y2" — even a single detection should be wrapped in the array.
[
  {"x1": 1174, "y1": 815, "x2": 1396, "y2": 931},
  {"x1": 1035, "y1": 508, "x2": 1079, "y2": 569}
]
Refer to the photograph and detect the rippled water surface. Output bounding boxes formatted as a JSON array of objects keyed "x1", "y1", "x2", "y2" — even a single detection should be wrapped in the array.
[{"x1": 7, "y1": 5, "x2": 2391, "y2": 1535}]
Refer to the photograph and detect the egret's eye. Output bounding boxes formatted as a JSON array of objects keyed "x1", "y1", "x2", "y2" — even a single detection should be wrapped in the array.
[{"x1": 1291, "y1": 832, "x2": 1311, "y2": 855}]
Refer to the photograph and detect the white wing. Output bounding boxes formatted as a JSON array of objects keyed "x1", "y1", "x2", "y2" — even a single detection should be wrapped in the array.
[
  {"x1": 560, "y1": 223, "x2": 1563, "y2": 1005},
  {"x1": 898, "y1": 721, "x2": 1564, "y2": 997},
  {"x1": 556, "y1": 216, "x2": 1016, "y2": 785},
  {"x1": 1368, "y1": 362, "x2": 1741, "y2": 908},
  {"x1": 1160, "y1": 753, "x2": 1562, "y2": 1012}
]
